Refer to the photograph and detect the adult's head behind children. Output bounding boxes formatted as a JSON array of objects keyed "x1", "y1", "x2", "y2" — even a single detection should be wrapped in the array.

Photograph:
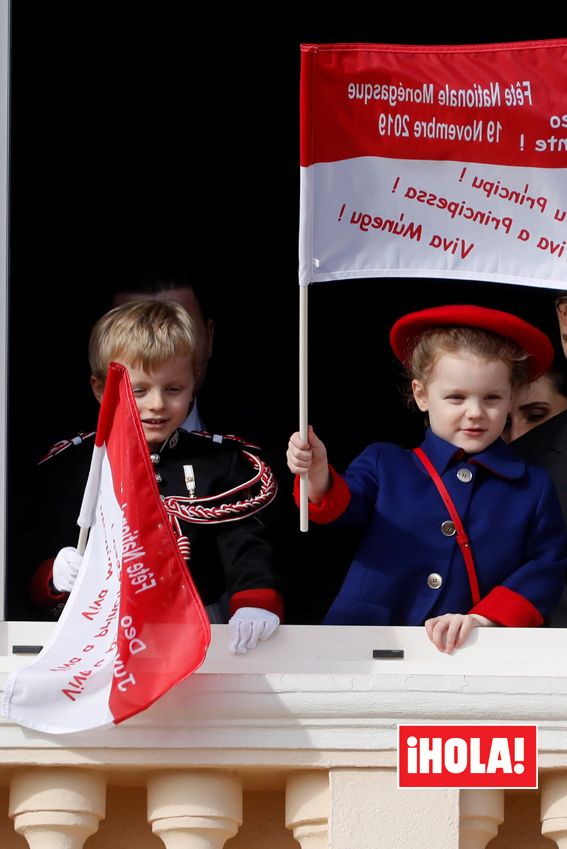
[{"x1": 111, "y1": 279, "x2": 213, "y2": 395}]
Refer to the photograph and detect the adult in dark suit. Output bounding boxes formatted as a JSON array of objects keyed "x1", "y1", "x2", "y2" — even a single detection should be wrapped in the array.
[
  {"x1": 513, "y1": 294, "x2": 567, "y2": 626},
  {"x1": 512, "y1": 408, "x2": 567, "y2": 524}
]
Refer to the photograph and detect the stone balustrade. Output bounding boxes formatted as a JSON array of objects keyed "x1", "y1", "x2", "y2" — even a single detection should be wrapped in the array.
[{"x1": 0, "y1": 623, "x2": 566, "y2": 847}]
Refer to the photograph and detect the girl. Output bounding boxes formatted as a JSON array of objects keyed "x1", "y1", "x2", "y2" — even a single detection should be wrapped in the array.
[{"x1": 287, "y1": 305, "x2": 567, "y2": 653}]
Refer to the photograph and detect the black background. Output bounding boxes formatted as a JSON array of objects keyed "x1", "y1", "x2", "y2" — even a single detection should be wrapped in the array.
[{"x1": 6, "y1": 7, "x2": 566, "y2": 618}]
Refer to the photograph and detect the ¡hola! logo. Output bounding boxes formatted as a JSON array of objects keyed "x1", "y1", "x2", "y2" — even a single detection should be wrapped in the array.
[{"x1": 397, "y1": 725, "x2": 538, "y2": 789}]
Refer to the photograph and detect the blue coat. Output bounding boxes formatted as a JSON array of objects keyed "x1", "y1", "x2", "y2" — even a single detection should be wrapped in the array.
[{"x1": 310, "y1": 430, "x2": 567, "y2": 627}]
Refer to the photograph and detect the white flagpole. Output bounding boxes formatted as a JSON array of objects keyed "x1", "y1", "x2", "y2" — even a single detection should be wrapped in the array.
[
  {"x1": 77, "y1": 526, "x2": 90, "y2": 556},
  {"x1": 76, "y1": 442, "x2": 106, "y2": 553},
  {"x1": 299, "y1": 285, "x2": 309, "y2": 531},
  {"x1": 298, "y1": 154, "x2": 314, "y2": 532}
]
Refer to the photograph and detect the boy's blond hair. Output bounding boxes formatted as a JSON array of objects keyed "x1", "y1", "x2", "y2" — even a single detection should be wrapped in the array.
[{"x1": 89, "y1": 299, "x2": 201, "y2": 381}]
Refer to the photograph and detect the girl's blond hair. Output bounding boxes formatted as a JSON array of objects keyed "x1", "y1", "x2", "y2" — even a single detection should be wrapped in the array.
[{"x1": 406, "y1": 326, "x2": 530, "y2": 403}]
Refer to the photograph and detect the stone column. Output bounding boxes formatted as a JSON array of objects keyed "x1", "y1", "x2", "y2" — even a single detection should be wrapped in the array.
[
  {"x1": 9, "y1": 767, "x2": 106, "y2": 849},
  {"x1": 285, "y1": 770, "x2": 329, "y2": 848},
  {"x1": 329, "y1": 768, "x2": 460, "y2": 849},
  {"x1": 147, "y1": 770, "x2": 243, "y2": 849},
  {"x1": 541, "y1": 772, "x2": 567, "y2": 848},
  {"x1": 460, "y1": 789, "x2": 504, "y2": 849}
]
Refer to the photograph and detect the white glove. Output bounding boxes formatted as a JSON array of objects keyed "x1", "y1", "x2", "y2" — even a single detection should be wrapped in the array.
[
  {"x1": 52, "y1": 546, "x2": 83, "y2": 593},
  {"x1": 228, "y1": 607, "x2": 280, "y2": 654}
]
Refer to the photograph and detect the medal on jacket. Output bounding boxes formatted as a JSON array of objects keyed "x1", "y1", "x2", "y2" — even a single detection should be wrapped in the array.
[
  {"x1": 183, "y1": 464, "x2": 196, "y2": 497},
  {"x1": 164, "y1": 449, "x2": 277, "y2": 525}
]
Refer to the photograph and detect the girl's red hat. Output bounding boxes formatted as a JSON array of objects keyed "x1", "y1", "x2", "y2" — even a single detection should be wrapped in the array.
[{"x1": 389, "y1": 304, "x2": 554, "y2": 381}]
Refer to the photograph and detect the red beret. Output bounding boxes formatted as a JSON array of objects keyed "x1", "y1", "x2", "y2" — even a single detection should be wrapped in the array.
[{"x1": 389, "y1": 304, "x2": 554, "y2": 382}]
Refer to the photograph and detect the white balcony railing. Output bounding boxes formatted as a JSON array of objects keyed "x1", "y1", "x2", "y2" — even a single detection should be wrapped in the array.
[{"x1": 0, "y1": 623, "x2": 566, "y2": 847}]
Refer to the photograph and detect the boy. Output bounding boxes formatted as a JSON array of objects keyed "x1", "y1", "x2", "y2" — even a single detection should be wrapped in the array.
[{"x1": 30, "y1": 300, "x2": 283, "y2": 653}]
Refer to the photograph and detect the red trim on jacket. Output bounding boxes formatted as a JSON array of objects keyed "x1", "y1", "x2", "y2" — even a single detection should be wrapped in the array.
[
  {"x1": 230, "y1": 588, "x2": 285, "y2": 621},
  {"x1": 293, "y1": 465, "x2": 351, "y2": 524},
  {"x1": 29, "y1": 558, "x2": 68, "y2": 609},
  {"x1": 470, "y1": 585, "x2": 544, "y2": 627}
]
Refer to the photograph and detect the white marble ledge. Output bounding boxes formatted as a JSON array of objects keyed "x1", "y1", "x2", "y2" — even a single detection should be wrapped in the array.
[
  {"x1": 0, "y1": 623, "x2": 565, "y2": 756},
  {"x1": 1, "y1": 621, "x2": 567, "y2": 675}
]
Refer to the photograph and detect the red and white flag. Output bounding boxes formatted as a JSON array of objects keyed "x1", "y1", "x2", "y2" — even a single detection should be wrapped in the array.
[
  {"x1": 2, "y1": 363, "x2": 210, "y2": 733},
  {"x1": 299, "y1": 39, "x2": 567, "y2": 289}
]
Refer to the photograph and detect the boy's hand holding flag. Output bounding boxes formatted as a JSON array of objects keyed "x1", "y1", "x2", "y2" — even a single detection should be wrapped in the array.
[{"x1": 2, "y1": 363, "x2": 211, "y2": 734}]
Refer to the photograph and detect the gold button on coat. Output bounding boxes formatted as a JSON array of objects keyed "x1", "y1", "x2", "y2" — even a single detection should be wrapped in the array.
[
  {"x1": 427, "y1": 573, "x2": 443, "y2": 589},
  {"x1": 457, "y1": 468, "x2": 473, "y2": 483},
  {"x1": 441, "y1": 520, "x2": 456, "y2": 536}
]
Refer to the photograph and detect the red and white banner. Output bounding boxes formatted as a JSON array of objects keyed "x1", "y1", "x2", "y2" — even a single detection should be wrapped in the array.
[
  {"x1": 398, "y1": 724, "x2": 538, "y2": 789},
  {"x1": 2, "y1": 363, "x2": 210, "y2": 733},
  {"x1": 299, "y1": 40, "x2": 567, "y2": 289}
]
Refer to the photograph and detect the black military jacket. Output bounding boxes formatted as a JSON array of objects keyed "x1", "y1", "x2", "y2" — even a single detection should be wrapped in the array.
[{"x1": 27, "y1": 429, "x2": 283, "y2": 617}]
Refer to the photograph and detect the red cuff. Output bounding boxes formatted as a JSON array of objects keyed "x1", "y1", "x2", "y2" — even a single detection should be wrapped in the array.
[
  {"x1": 29, "y1": 558, "x2": 69, "y2": 609},
  {"x1": 229, "y1": 588, "x2": 285, "y2": 621},
  {"x1": 470, "y1": 586, "x2": 544, "y2": 627},
  {"x1": 293, "y1": 465, "x2": 351, "y2": 524}
]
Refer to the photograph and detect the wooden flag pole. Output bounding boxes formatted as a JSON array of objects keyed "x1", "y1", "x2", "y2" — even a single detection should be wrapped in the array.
[{"x1": 299, "y1": 284, "x2": 309, "y2": 531}]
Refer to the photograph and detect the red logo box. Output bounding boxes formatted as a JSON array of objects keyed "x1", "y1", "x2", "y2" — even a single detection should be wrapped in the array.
[{"x1": 398, "y1": 724, "x2": 538, "y2": 789}]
